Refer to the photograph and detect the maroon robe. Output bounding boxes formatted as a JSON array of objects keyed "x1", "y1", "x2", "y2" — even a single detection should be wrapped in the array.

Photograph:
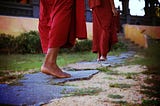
[
  {"x1": 39, "y1": 0, "x2": 87, "y2": 53},
  {"x1": 89, "y1": 0, "x2": 118, "y2": 58}
]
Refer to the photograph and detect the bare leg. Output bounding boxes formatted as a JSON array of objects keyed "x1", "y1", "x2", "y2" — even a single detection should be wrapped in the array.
[{"x1": 41, "y1": 48, "x2": 71, "y2": 78}]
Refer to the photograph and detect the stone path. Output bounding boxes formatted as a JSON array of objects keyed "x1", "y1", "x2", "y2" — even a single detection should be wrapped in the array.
[
  {"x1": 67, "y1": 51, "x2": 135, "y2": 69},
  {"x1": 0, "y1": 51, "x2": 135, "y2": 106}
]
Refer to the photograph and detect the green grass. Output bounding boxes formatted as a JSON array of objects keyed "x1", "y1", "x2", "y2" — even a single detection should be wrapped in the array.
[
  {"x1": 119, "y1": 72, "x2": 139, "y2": 79},
  {"x1": 109, "y1": 83, "x2": 131, "y2": 89},
  {"x1": 142, "y1": 99, "x2": 160, "y2": 106},
  {"x1": 57, "y1": 51, "x2": 96, "y2": 67},
  {"x1": 108, "y1": 94, "x2": 124, "y2": 99},
  {"x1": 61, "y1": 87, "x2": 102, "y2": 97},
  {"x1": 0, "y1": 51, "x2": 97, "y2": 72},
  {"x1": 109, "y1": 49, "x2": 127, "y2": 56},
  {"x1": 111, "y1": 101, "x2": 142, "y2": 106},
  {"x1": 97, "y1": 67, "x2": 119, "y2": 75},
  {"x1": 97, "y1": 67, "x2": 139, "y2": 79},
  {"x1": 103, "y1": 77, "x2": 116, "y2": 80},
  {"x1": 111, "y1": 100, "x2": 127, "y2": 104},
  {"x1": 124, "y1": 56, "x2": 145, "y2": 66},
  {"x1": 0, "y1": 54, "x2": 44, "y2": 72}
]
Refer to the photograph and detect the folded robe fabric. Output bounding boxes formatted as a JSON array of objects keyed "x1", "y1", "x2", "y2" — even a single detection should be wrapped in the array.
[
  {"x1": 89, "y1": 0, "x2": 101, "y2": 9},
  {"x1": 39, "y1": 0, "x2": 87, "y2": 53}
]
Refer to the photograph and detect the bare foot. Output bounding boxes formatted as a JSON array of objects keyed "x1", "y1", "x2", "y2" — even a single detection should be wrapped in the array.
[
  {"x1": 97, "y1": 56, "x2": 107, "y2": 61},
  {"x1": 41, "y1": 64, "x2": 71, "y2": 78}
]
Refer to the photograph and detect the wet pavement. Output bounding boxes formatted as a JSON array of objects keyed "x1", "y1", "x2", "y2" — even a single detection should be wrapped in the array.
[{"x1": 0, "y1": 51, "x2": 136, "y2": 106}]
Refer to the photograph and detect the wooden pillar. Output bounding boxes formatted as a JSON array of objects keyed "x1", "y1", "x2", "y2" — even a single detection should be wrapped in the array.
[
  {"x1": 119, "y1": 0, "x2": 130, "y2": 24},
  {"x1": 119, "y1": 0, "x2": 130, "y2": 15}
]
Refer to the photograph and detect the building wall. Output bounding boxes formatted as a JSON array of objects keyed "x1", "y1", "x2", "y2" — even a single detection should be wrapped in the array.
[
  {"x1": 0, "y1": 15, "x2": 93, "y2": 39},
  {"x1": 0, "y1": 16, "x2": 38, "y2": 36}
]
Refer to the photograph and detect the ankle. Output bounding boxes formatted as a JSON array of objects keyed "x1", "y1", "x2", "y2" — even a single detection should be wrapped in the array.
[{"x1": 42, "y1": 61, "x2": 56, "y2": 67}]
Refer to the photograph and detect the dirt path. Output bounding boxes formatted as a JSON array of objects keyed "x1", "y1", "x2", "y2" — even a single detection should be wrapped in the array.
[{"x1": 44, "y1": 65, "x2": 148, "y2": 106}]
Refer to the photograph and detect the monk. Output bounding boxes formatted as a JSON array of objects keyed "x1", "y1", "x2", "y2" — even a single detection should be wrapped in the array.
[
  {"x1": 38, "y1": 0, "x2": 87, "y2": 78},
  {"x1": 89, "y1": 0, "x2": 119, "y2": 61}
]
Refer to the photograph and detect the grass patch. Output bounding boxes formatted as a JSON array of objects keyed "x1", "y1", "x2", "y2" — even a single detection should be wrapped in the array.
[
  {"x1": 0, "y1": 74, "x2": 23, "y2": 84},
  {"x1": 124, "y1": 73, "x2": 137, "y2": 79},
  {"x1": 124, "y1": 56, "x2": 145, "y2": 66},
  {"x1": 61, "y1": 87, "x2": 102, "y2": 97},
  {"x1": 57, "y1": 51, "x2": 96, "y2": 67},
  {"x1": 119, "y1": 72, "x2": 139, "y2": 79},
  {"x1": 142, "y1": 70, "x2": 160, "y2": 75},
  {"x1": 142, "y1": 99, "x2": 160, "y2": 106},
  {"x1": 0, "y1": 51, "x2": 96, "y2": 72},
  {"x1": 109, "y1": 49, "x2": 127, "y2": 56},
  {"x1": 109, "y1": 83, "x2": 131, "y2": 89},
  {"x1": 97, "y1": 67, "x2": 112, "y2": 72},
  {"x1": 0, "y1": 54, "x2": 44, "y2": 72},
  {"x1": 109, "y1": 41, "x2": 128, "y2": 56},
  {"x1": 139, "y1": 41, "x2": 160, "y2": 100},
  {"x1": 103, "y1": 77, "x2": 116, "y2": 80},
  {"x1": 141, "y1": 82, "x2": 160, "y2": 99},
  {"x1": 112, "y1": 101, "x2": 141, "y2": 106},
  {"x1": 111, "y1": 100, "x2": 127, "y2": 104},
  {"x1": 108, "y1": 94, "x2": 124, "y2": 99},
  {"x1": 97, "y1": 67, "x2": 119, "y2": 75}
]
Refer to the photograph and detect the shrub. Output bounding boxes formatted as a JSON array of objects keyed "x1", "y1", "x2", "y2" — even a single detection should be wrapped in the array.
[
  {"x1": 0, "y1": 33, "x2": 15, "y2": 54},
  {"x1": 60, "y1": 40, "x2": 127, "y2": 53},
  {"x1": 14, "y1": 31, "x2": 42, "y2": 54},
  {"x1": 111, "y1": 41, "x2": 127, "y2": 51},
  {"x1": 60, "y1": 39, "x2": 92, "y2": 53},
  {"x1": 72, "y1": 39, "x2": 92, "y2": 52},
  {"x1": 0, "y1": 31, "x2": 42, "y2": 54},
  {"x1": 0, "y1": 32, "x2": 127, "y2": 54}
]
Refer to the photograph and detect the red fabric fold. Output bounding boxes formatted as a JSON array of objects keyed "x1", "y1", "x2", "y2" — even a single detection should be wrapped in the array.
[
  {"x1": 89, "y1": 0, "x2": 101, "y2": 9},
  {"x1": 38, "y1": 0, "x2": 87, "y2": 53}
]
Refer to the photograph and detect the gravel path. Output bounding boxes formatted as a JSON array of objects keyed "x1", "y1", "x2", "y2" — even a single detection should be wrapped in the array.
[{"x1": 44, "y1": 64, "x2": 148, "y2": 106}]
